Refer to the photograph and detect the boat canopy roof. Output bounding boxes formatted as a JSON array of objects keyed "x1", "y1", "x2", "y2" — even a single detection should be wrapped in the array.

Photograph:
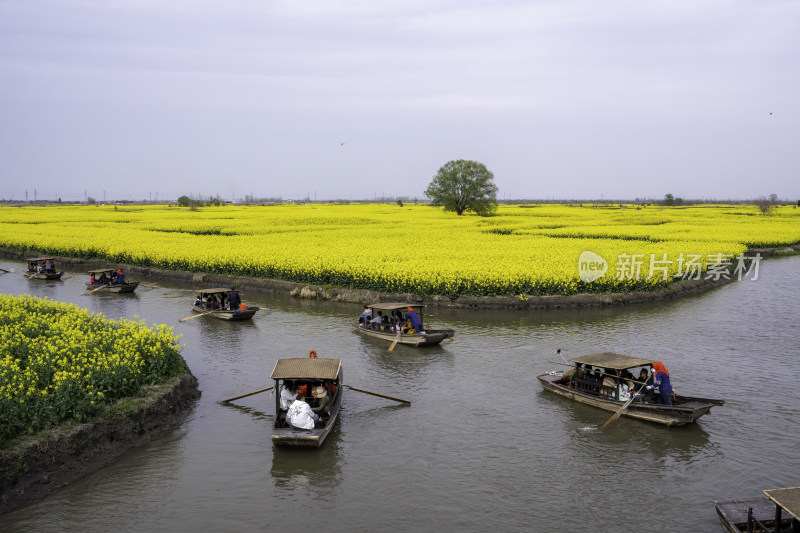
[
  {"x1": 569, "y1": 352, "x2": 654, "y2": 370},
  {"x1": 197, "y1": 288, "x2": 235, "y2": 295},
  {"x1": 87, "y1": 268, "x2": 118, "y2": 274},
  {"x1": 270, "y1": 358, "x2": 342, "y2": 380},
  {"x1": 26, "y1": 257, "x2": 55, "y2": 262},
  {"x1": 367, "y1": 302, "x2": 424, "y2": 311},
  {"x1": 763, "y1": 487, "x2": 800, "y2": 519}
]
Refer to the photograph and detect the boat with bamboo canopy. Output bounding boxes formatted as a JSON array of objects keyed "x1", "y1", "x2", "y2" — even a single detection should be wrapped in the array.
[
  {"x1": 537, "y1": 352, "x2": 724, "y2": 426},
  {"x1": 190, "y1": 288, "x2": 259, "y2": 321},
  {"x1": 352, "y1": 303, "x2": 454, "y2": 347},
  {"x1": 715, "y1": 487, "x2": 800, "y2": 533},
  {"x1": 270, "y1": 354, "x2": 343, "y2": 448},
  {"x1": 24, "y1": 258, "x2": 63, "y2": 280}
]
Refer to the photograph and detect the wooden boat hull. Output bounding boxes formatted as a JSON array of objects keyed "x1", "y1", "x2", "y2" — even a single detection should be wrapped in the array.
[
  {"x1": 353, "y1": 324, "x2": 454, "y2": 347},
  {"x1": 26, "y1": 271, "x2": 63, "y2": 280},
  {"x1": 191, "y1": 304, "x2": 259, "y2": 321},
  {"x1": 715, "y1": 498, "x2": 794, "y2": 533},
  {"x1": 85, "y1": 281, "x2": 139, "y2": 293},
  {"x1": 271, "y1": 407, "x2": 340, "y2": 448},
  {"x1": 537, "y1": 373, "x2": 718, "y2": 426}
]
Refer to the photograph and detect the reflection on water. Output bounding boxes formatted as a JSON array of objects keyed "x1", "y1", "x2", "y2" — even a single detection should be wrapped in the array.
[{"x1": 1, "y1": 257, "x2": 799, "y2": 532}]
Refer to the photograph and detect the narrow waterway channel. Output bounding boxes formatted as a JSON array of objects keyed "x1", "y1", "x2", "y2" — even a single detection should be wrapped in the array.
[{"x1": 1, "y1": 256, "x2": 798, "y2": 532}]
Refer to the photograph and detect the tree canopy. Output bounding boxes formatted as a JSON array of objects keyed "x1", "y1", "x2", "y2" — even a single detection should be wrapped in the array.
[{"x1": 425, "y1": 160, "x2": 498, "y2": 216}]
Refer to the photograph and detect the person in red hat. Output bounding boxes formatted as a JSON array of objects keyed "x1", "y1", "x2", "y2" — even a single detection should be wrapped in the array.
[
  {"x1": 115, "y1": 268, "x2": 125, "y2": 284},
  {"x1": 406, "y1": 306, "x2": 422, "y2": 333}
]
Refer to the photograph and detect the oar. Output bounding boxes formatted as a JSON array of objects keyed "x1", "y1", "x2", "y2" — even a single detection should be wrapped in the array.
[
  {"x1": 602, "y1": 371, "x2": 651, "y2": 429},
  {"x1": 0, "y1": 267, "x2": 10, "y2": 273},
  {"x1": 139, "y1": 283, "x2": 158, "y2": 288},
  {"x1": 388, "y1": 331, "x2": 402, "y2": 352},
  {"x1": 221, "y1": 386, "x2": 274, "y2": 403},
  {"x1": 345, "y1": 385, "x2": 410, "y2": 404},
  {"x1": 82, "y1": 283, "x2": 113, "y2": 296},
  {"x1": 179, "y1": 310, "x2": 216, "y2": 322}
]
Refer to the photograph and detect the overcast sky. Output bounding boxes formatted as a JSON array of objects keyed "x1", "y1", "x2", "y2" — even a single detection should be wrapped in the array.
[{"x1": 1, "y1": 1, "x2": 797, "y2": 202}]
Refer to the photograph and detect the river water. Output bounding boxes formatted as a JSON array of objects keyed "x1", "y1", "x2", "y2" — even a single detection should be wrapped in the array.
[{"x1": 0, "y1": 256, "x2": 798, "y2": 532}]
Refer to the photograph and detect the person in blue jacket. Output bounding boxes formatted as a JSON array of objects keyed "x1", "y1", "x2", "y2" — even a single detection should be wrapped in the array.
[
  {"x1": 115, "y1": 269, "x2": 125, "y2": 284},
  {"x1": 647, "y1": 361, "x2": 673, "y2": 405},
  {"x1": 406, "y1": 307, "x2": 423, "y2": 333}
]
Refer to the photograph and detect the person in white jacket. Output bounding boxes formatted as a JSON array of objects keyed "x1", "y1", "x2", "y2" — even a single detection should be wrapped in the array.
[
  {"x1": 279, "y1": 380, "x2": 296, "y2": 411},
  {"x1": 286, "y1": 394, "x2": 320, "y2": 430}
]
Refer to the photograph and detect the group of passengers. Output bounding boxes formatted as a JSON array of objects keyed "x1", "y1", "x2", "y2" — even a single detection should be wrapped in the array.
[
  {"x1": 89, "y1": 269, "x2": 125, "y2": 285},
  {"x1": 357, "y1": 306, "x2": 424, "y2": 334},
  {"x1": 28, "y1": 260, "x2": 56, "y2": 273},
  {"x1": 564, "y1": 361, "x2": 674, "y2": 405},
  {"x1": 277, "y1": 379, "x2": 335, "y2": 430},
  {"x1": 194, "y1": 288, "x2": 244, "y2": 313}
]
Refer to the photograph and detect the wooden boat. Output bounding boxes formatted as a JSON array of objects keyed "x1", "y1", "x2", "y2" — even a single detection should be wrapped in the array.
[
  {"x1": 537, "y1": 352, "x2": 724, "y2": 426},
  {"x1": 270, "y1": 354, "x2": 343, "y2": 447},
  {"x1": 352, "y1": 302, "x2": 454, "y2": 347},
  {"x1": 85, "y1": 269, "x2": 139, "y2": 293},
  {"x1": 24, "y1": 257, "x2": 63, "y2": 280},
  {"x1": 190, "y1": 288, "x2": 259, "y2": 321},
  {"x1": 715, "y1": 487, "x2": 800, "y2": 533}
]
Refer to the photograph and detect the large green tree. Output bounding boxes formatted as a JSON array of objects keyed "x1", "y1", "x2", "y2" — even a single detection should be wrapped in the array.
[{"x1": 425, "y1": 160, "x2": 498, "y2": 216}]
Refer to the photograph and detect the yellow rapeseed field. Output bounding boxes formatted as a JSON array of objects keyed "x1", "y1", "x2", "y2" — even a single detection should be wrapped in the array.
[
  {"x1": 0, "y1": 203, "x2": 798, "y2": 297},
  {"x1": 0, "y1": 294, "x2": 184, "y2": 443}
]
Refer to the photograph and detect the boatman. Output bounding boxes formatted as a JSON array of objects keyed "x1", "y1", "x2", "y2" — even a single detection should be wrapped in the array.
[
  {"x1": 647, "y1": 362, "x2": 673, "y2": 405},
  {"x1": 115, "y1": 269, "x2": 125, "y2": 284},
  {"x1": 227, "y1": 287, "x2": 241, "y2": 310},
  {"x1": 406, "y1": 307, "x2": 422, "y2": 333},
  {"x1": 286, "y1": 394, "x2": 322, "y2": 429}
]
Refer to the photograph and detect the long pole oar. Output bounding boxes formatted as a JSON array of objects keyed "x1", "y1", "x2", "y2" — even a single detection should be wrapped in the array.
[
  {"x1": 221, "y1": 386, "x2": 274, "y2": 403},
  {"x1": 388, "y1": 331, "x2": 402, "y2": 352},
  {"x1": 82, "y1": 283, "x2": 113, "y2": 296},
  {"x1": 0, "y1": 267, "x2": 10, "y2": 273},
  {"x1": 179, "y1": 310, "x2": 217, "y2": 322},
  {"x1": 602, "y1": 371, "x2": 651, "y2": 429},
  {"x1": 345, "y1": 385, "x2": 410, "y2": 404}
]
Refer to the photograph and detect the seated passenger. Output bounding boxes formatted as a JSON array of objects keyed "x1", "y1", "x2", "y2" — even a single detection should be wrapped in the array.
[
  {"x1": 194, "y1": 297, "x2": 203, "y2": 307},
  {"x1": 286, "y1": 394, "x2": 322, "y2": 429},
  {"x1": 358, "y1": 305, "x2": 372, "y2": 325},
  {"x1": 311, "y1": 386, "x2": 331, "y2": 417},
  {"x1": 369, "y1": 311, "x2": 384, "y2": 330},
  {"x1": 601, "y1": 369, "x2": 616, "y2": 396},
  {"x1": 279, "y1": 380, "x2": 295, "y2": 411},
  {"x1": 637, "y1": 368, "x2": 654, "y2": 401}
]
